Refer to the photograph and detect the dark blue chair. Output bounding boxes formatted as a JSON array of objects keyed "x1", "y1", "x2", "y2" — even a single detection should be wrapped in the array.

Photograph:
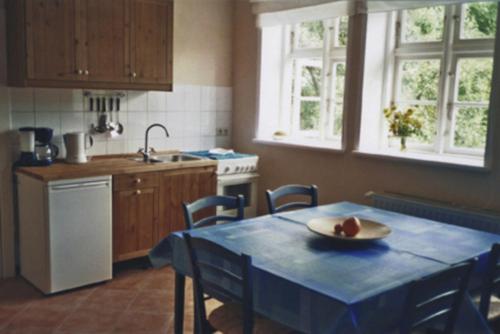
[
  {"x1": 183, "y1": 195, "x2": 245, "y2": 230},
  {"x1": 479, "y1": 243, "x2": 500, "y2": 319},
  {"x1": 183, "y1": 233, "x2": 291, "y2": 334},
  {"x1": 400, "y1": 260, "x2": 476, "y2": 334},
  {"x1": 266, "y1": 184, "x2": 318, "y2": 214}
]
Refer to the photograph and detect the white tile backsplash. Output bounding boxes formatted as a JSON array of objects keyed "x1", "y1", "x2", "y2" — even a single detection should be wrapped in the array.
[
  {"x1": 184, "y1": 85, "x2": 201, "y2": 112},
  {"x1": 10, "y1": 88, "x2": 34, "y2": 112},
  {"x1": 200, "y1": 111, "x2": 216, "y2": 136},
  {"x1": 216, "y1": 87, "x2": 232, "y2": 112},
  {"x1": 127, "y1": 111, "x2": 148, "y2": 140},
  {"x1": 148, "y1": 91, "x2": 167, "y2": 112},
  {"x1": 11, "y1": 112, "x2": 34, "y2": 129},
  {"x1": 35, "y1": 112, "x2": 61, "y2": 135},
  {"x1": 201, "y1": 86, "x2": 216, "y2": 112},
  {"x1": 34, "y1": 88, "x2": 60, "y2": 112},
  {"x1": 8, "y1": 85, "x2": 232, "y2": 155},
  {"x1": 61, "y1": 112, "x2": 84, "y2": 133},
  {"x1": 183, "y1": 111, "x2": 201, "y2": 137},
  {"x1": 127, "y1": 91, "x2": 148, "y2": 112}
]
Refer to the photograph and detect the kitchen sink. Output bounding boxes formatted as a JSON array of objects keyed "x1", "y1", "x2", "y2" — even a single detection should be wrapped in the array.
[{"x1": 129, "y1": 153, "x2": 203, "y2": 163}]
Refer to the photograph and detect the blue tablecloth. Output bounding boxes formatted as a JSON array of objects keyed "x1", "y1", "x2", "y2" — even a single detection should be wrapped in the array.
[{"x1": 150, "y1": 202, "x2": 500, "y2": 333}]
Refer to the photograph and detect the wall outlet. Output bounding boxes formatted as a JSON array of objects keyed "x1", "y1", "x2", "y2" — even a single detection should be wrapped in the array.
[{"x1": 216, "y1": 128, "x2": 229, "y2": 136}]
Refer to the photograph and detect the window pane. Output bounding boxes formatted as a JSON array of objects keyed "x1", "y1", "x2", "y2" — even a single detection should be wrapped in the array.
[
  {"x1": 403, "y1": 6, "x2": 445, "y2": 43},
  {"x1": 332, "y1": 63, "x2": 345, "y2": 137},
  {"x1": 399, "y1": 104, "x2": 437, "y2": 144},
  {"x1": 333, "y1": 103, "x2": 343, "y2": 136},
  {"x1": 337, "y1": 16, "x2": 349, "y2": 47},
  {"x1": 400, "y1": 59, "x2": 440, "y2": 101},
  {"x1": 457, "y1": 57, "x2": 493, "y2": 102},
  {"x1": 454, "y1": 107, "x2": 488, "y2": 149},
  {"x1": 300, "y1": 101, "x2": 320, "y2": 130},
  {"x1": 298, "y1": 21, "x2": 324, "y2": 49},
  {"x1": 335, "y1": 63, "x2": 346, "y2": 101},
  {"x1": 301, "y1": 65, "x2": 322, "y2": 97},
  {"x1": 462, "y1": 2, "x2": 498, "y2": 39}
]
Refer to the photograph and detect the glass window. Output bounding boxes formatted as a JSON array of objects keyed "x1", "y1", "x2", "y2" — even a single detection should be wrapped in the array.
[
  {"x1": 402, "y1": 6, "x2": 445, "y2": 43},
  {"x1": 453, "y1": 107, "x2": 489, "y2": 148},
  {"x1": 336, "y1": 16, "x2": 349, "y2": 47},
  {"x1": 461, "y1": 2, "x2": 498, "y2": 39},
  {"x1": 298, "y1": 21, "x2": 325, "y2": 49},
  {"x1": 331, "y1": 62, "x2": 345, "y2": 136},
  {"x1": 452, "y1": 57, "x2": 493, "y2": 150},
  {"x1": 399, "y1": 59, "x2": 441, "y2": 101},
  {"x1": 456, "y1": 57, "x2": 493, "y2": 102}
]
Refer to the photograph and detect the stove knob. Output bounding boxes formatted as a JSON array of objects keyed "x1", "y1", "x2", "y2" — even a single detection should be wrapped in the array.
[
  {"x1": 235, "y1": 166, "x2": 240, "y2": 172},
  {"x1": 224, "y1": 167, "x2": 230, "y2": 173}
]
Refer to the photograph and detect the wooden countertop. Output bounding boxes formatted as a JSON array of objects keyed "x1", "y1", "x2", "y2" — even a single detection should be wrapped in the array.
[{"x1": 15, "y1": 152, "x2": 217, "y2": 182}]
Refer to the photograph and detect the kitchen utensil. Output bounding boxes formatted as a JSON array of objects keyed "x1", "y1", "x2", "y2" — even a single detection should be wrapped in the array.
[
  {"x1": 307, "y1": 217, "x2": 391, "y2": 242},
  {"x1": 17, "y1": 127, "x2": 37, "y2": 166},
  {"x1": 34, "y1": 127, "x2": 59, "y2": 166},
  {"x1": 64, "y1": 132, "x2": 94, "y2": 164}
]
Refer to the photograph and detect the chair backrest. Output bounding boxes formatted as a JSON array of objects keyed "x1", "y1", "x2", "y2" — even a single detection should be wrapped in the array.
[
  {"x1": 183, "y1": 195, "x2": 245, "y2": 230},
  {"x1": 400, "y1": 260, "x2": 476, "y2": 334},
  {"x1": 184, "y1": 233, "x2": 254, "y2": 334},
  {"x1": 480, "y1": 243, "x2": 500, "y2": 319},
  {"x1": 266, "y1": 184, "x2": 318, "y2": 214}
]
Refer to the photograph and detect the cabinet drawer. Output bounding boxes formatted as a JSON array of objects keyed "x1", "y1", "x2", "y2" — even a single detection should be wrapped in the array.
[{"x1": 113, "y1": 172, "x2": 160, "y2": 191}]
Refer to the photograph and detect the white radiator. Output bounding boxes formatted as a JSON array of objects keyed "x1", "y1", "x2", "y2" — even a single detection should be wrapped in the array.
[{"x1": 366, "y1": 192, "x2": 500, "y2": 235}]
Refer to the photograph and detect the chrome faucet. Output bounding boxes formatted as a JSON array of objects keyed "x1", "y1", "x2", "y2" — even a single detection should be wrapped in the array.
[{"x1": 140, "y1": 123, "x2": 170, "y2": 162}]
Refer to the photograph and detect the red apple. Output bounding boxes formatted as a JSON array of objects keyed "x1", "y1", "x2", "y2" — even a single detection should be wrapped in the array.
[
  {"x1": 334, "y1": 224, "x2": 343, "y2": 235},
  {"x1": 342, "y1": 217, "x2": 362, "y2": 237}
]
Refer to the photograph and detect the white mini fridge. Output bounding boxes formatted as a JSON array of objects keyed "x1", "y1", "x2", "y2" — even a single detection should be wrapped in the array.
[{"x1": 17, "y1": 174, "x2": 113, "y2": 294}]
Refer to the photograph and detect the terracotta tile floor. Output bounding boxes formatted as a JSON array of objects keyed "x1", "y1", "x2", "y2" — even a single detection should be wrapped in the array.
[
  {"x1": 0, "y1": 259, "x2": 221, "y2": 334},
  {"x1": 2, "y1": 259, "x2": 500, "y2": 334}
]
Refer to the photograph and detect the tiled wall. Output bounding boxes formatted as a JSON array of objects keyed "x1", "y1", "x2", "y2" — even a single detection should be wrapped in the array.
[{"x1": 9, "y1": 85, "x2": 232, "y2": 157}]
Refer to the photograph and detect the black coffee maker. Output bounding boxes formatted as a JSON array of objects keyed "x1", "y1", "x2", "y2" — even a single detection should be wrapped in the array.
[{"x1": 34, "y1": 127, "x2": 59, "y2": 166}]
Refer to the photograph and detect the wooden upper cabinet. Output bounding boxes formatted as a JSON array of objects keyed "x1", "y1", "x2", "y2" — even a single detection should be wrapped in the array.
[
  {"x1": 25, "y1": 0, "x2": 81, "y2": 82},
  {"x1": 79, "y1": 0, "x2": 131, "y2": 83},
  {"x1": 130, "y1": 0, "x2": 173, "y2": 86},
  {"x1": 6, "y1": 0, "x2": 173, "y2": 91}
]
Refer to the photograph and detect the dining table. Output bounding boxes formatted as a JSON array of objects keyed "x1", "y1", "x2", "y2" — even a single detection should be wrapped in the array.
[{"x1": 149, "y1": 201, "x2": 500, "y2": 334}]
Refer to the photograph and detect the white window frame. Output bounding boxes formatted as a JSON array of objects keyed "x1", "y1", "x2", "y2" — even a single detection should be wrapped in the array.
[
  {"x1": 279, "y1": 17, "x2": 348, "y2": 144},
  {"x1": 383, "y1": 3, "x2": 497, "y2": 158}
]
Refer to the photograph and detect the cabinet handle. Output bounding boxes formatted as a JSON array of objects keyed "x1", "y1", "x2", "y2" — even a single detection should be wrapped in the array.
[
  {"x1": 135, "y1": 178, "x2": 142, "y2": 184},
  {"x1": 84, "y1": 70, "x2": 89, "y2": 76},
  {"x1": 76, "y1": 69, "x2": 83, "y2": 75},
  {"x1": 131, "y1": 72, "x2": 137, "y2": 78},
  {"x1": 135, "y1": 190, "x2": 142, "y2": 195}
]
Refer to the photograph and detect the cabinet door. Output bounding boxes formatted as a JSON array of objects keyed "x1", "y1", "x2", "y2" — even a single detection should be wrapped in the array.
[
  {"x1": 130, "y1": 0, "x2": 173, "y2": 86},
  {"x1": 159, "y1": 168, "x2": 216, "y2": 239},
  {"x1": 80, "y1": 0, "x2": 130, "y2": 83},
  {"x1": 113, "y1": 187, "x2": 158, "y2": 262},
  {"x1": 25, "y1": 0, "x2": 82, "y2": 81}
]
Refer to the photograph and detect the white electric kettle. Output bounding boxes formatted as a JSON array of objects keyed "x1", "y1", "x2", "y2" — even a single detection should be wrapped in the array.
[{"x1": 63, "y1": 132, "x2": 94, "y2": 164}]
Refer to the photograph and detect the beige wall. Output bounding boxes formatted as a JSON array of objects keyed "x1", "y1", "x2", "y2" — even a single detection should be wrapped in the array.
[
  {"x1": 232, "y1": 0, "x2": 500, "y2": 215},
  {"x1": 174, "y1": 0, "x2": 233, "y2": 87}
]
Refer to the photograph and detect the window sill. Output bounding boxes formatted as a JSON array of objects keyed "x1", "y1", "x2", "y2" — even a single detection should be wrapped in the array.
[
  {"x1": 353, "y1": 148, "x2": 490, "y2": 172},
  {"x1": 253, "y1": 137, "x2": 344, "y2": 153}
]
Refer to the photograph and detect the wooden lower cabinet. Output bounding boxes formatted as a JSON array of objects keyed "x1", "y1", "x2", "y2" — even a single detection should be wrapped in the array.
[
  {"x1": 113, "y1": 186, "x2": 159, "y2": 262},
  {"x1": 112, "y1": 166, "x2": 216, "y2": 263},
  {"x1": 158, "y1": 167, "x2": 217, "y2": 239}
]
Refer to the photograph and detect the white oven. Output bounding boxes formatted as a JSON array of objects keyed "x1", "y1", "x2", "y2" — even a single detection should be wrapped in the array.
[
  {"x1": 187, "y1": 150, "x2": 259, "y2": 218},
  {"x1": 217, "y1": 173, "x2": 258, "y2": 218}
]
